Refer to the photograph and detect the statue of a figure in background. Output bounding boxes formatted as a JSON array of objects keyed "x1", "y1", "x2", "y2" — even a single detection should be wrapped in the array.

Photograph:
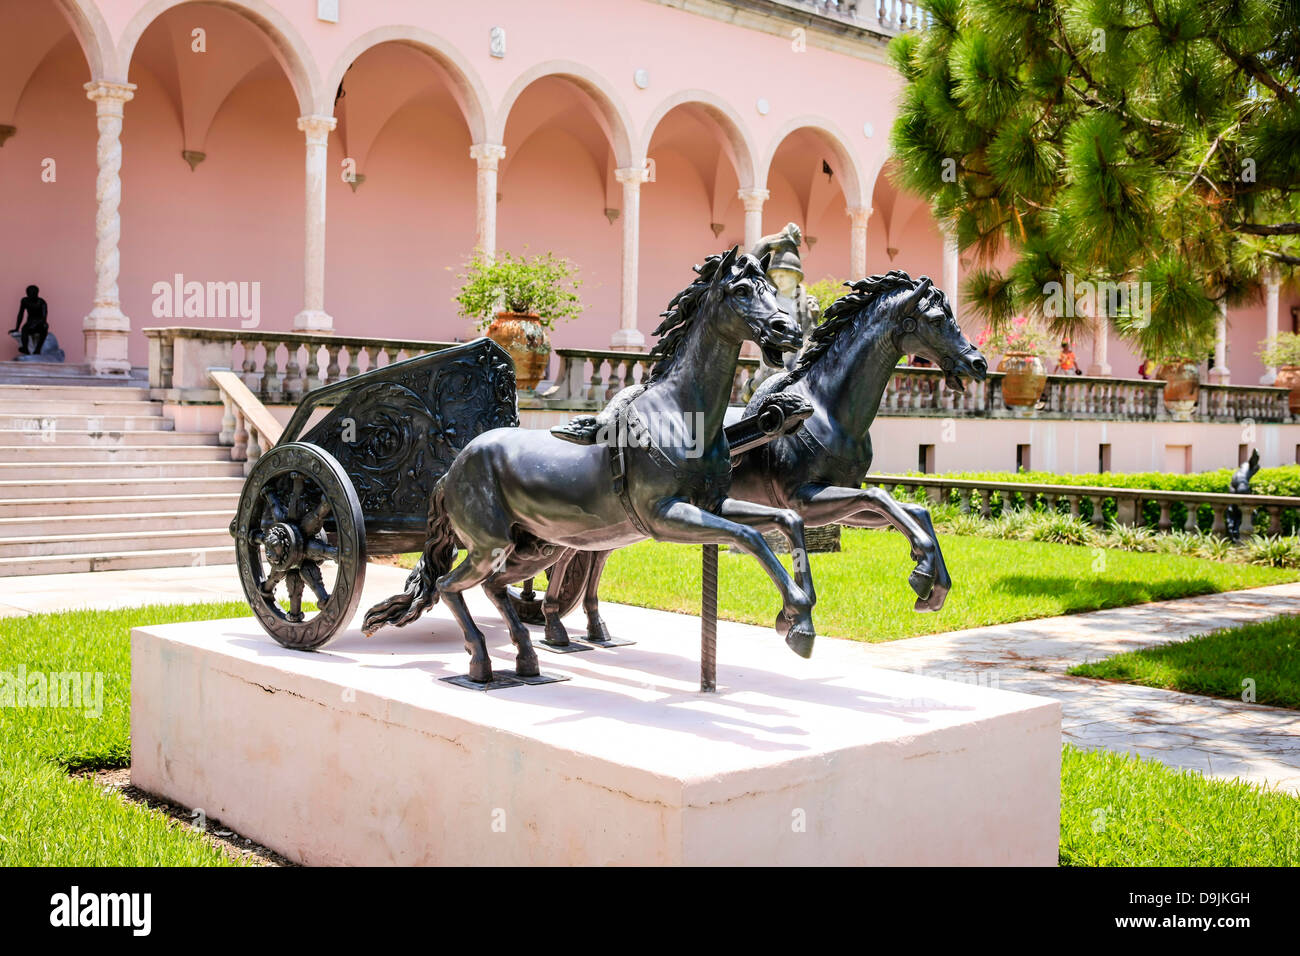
[
  {"x1": 9, "y1": 284, "x2": 63, "y2": 362},
  {"x1": 1226, "y1": 448, "x2": 1261, "y2": 542},
  {"x1": 744, "y1": 223, "x2": 819, "y2": 399}
]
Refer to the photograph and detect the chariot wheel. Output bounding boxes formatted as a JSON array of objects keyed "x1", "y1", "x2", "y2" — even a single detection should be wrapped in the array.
[
  {"x1": 507, "y1": 550, "x2": 596, "y2": 624},
  {"x1": 231, "y1": 442, "x2": 367, "y2": 650}
]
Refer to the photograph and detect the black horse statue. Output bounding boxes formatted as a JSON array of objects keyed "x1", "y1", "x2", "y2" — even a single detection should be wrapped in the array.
[
  {"x1": 363, "y1": 248, "x2": 817, "y2": 683},
  {"x1": 529, "y1": 271, "x2": 987, "y2": 646}
]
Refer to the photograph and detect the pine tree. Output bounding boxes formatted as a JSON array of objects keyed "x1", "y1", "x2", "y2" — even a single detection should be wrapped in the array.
[{"x1": 890, "y1": 0, "x2": 1299, "y2": 358}]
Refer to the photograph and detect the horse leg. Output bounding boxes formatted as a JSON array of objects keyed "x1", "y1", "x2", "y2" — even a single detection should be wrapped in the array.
[
  {"x1": 581, "y1": 550, "x2": 614, "y2": 643},
  {"x1": 647, "y1": 499, "x2": 816, "y2": 657},
  {"x1": 436, "y1": 550, "x2": 503, "y2": 683},
  {"x1": 717, "y1": 498, "x2": 814, "y2": 605},
  {"x1": 793, "y1": 483, "x2": 949, "y2": 612},
  {"x1": 483, "y1": 581, "x2": 540, "y2": 678},
  {"x1": 540, "y1": 548, "x2": 577, "y2": 647}
]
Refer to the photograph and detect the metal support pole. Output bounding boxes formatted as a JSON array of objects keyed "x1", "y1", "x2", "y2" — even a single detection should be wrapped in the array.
[{"x1": 701, "y1": 543, "x2": 718, "y2": 692}]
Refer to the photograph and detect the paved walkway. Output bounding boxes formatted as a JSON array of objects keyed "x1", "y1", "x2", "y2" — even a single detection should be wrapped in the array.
[{"x1": 5, "y1": 564, "x2": 1298, "y2": 794}]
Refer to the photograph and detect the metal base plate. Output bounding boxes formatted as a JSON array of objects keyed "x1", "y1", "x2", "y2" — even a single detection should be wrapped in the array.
[
  {"x1": 498, "y1": 669, "x2": 571, "y2": 685},
  {"x1": 586, "y1": 636, "x2": 636, "y2": 648},
  {"x1": 440, "y1": 673, "x2": 525, "y2": 691},
  {"x1": 538, "y1": 639, "x2": 594, "y2": 654}
]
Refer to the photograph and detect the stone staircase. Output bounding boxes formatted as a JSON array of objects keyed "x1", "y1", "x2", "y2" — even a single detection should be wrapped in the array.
[{"x1": 0, "y1": 371, "x2": 240, "y2": 576}]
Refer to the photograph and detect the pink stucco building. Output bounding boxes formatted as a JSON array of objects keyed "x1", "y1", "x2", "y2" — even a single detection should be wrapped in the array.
[{"x1": 1, "y1": 0, "x2": 1295, "y2": 381}]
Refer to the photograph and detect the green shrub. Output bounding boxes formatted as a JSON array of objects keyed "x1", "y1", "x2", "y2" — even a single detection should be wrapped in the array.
[{"x1": 1244, "y1": 534, "x2": 1300, "y2": 568}]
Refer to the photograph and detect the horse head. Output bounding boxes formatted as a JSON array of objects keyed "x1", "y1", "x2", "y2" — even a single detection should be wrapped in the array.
[
  {"x1": 881, "y1": 272, "x2": 987, "y2": 391},
  {"x1": 703, "y1": 246, "x2": 803, "y2": 368}
]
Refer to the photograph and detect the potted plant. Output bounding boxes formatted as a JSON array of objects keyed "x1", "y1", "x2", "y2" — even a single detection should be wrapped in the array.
[
  {"x1": 455, "y1": 250, "x2": 584, "y2": 390},
  {"x1": 1260, "y1": 332, "x2": 1300, "y2": 415},
  {"x1": 978, "y1": 318, "x2": 1050, "y2": 408}
]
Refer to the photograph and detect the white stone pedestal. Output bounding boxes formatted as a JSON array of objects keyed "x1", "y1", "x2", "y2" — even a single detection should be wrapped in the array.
[{"x1": 131, "y1": 599, "x2": 1060, "y2": 866}]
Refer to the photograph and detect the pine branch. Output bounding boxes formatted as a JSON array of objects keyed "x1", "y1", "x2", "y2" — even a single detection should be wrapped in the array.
[
  {"x1": 1232, "y1": 223, "x2": 1300, "y2": 236},
  {"x1": 1264, "y1": 251, "x2": 1300, "y2": 266}
]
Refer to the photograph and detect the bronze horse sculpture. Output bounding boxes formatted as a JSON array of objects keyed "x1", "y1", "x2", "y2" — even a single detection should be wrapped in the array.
[
  {"x1": 363, "y1": 248, "x2": 819, "y2": 683},
  {"x1": 523, "y1": 271, "x2": 988, "y2": 647}
]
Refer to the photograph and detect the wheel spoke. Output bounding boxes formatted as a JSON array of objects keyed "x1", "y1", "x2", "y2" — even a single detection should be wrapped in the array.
[
  {"x1": 286, "y1": 571, "x2": 305, "y2": 622},
  {"x1": 300, "y1": 559, "x2": 331, "y2": 607},
  {"x1": 300, "y1": 498, "x2": 332, "y2": 538},
  {"x1": 305, "y1": 540, "x2": 338, "y2": 562},
  {"x1": 261, "y1": 488, "x2": 287, "y2": 522},
  {"x1": 260, "y1": 568, "x2": 286, "y2": 596},
  {"x1": 287, "y1": 473, "x2": 304, "y2": 520}
]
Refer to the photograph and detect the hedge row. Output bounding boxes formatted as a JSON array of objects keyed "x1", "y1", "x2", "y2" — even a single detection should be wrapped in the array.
[{"x1": 889, "y1": 466, "x2": 1300, "y2": 498}]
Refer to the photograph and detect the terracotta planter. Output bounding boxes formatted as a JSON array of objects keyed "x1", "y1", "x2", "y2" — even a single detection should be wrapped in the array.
[
  {"x1": 1274, "y1": 365, "x2": 1300, "y2": 416},
  {"x1": 1158, "y1": 360, "x2": 1200, "y2": 421},
  {"x1": 485, "y1": 312, "x2": 550, "y2": 391},
  {"x1": 997, "y1": 352, "x2": 1047, "y2": 408}
]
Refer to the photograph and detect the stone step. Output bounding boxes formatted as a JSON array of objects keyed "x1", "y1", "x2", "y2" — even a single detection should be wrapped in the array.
[
  {"x1": 0, "y1": 414, "x2": 174, "y2": 432},
  {"x1": 0, "y1": 362, "x2": 149, "y2": 388},
  {"x1": 0, "y1": 491, "x2": 240, "y2": 519},
  {"x1": 0, "y1": 509, "x2": 234, "y2": 538},
  {"x1": 0, "y1": 384, "x2": 152, "y2": 402},
  {"x1": 0, "y1": 399, "x2": 164, "y2": 417},
  {"x1": 0, "y1": 444, "x2": 234, "y2": 463},
  {"x1": 0, "y1": 460, "x2": 244, "y2": 481},
  {"x1": 0, "y1": 428, "x2": 217, "y2": 447},
  {"x1": 0, "y1": 526, "x2": 233, "y2": 559},
  {"x1": 0, "y1": 475, "x2": 244, "y2": 498},
  {"x1": 0, "y1": 545, "x2": 236, "y2": 576}
]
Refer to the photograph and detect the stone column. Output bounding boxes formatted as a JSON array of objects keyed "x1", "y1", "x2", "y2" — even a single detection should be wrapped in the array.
[
  {"x1": 941, "y1": 224, "x2": 960, "y2": 325},
  {"x1": 83, "y1": 81, "x2": 136, "y2": 376},
  {"x1": 611, "y1": 166, "x2": 649, "y2": 350},
  {"x1": 1086, "y1": 315, "x2": 1112, "y2": 377},
  {"x1": 1210, "y1": 299, "x2": 1230, "y2": 384},
  {"x1": 738, "y1": 187, "x2": 769, "y2": 252},
  {"x1": 848, "y1": 205, "x2": 871, "y2": 279},
  {"x1": 1262, "y1": 270, "x2": 1281, "y2": 384},
  {"x1": 470, "y1": 143, "x2": 506, "y2": 260},
  {"x1": 294, "y1": 114, "x2": 337, "y2": 332}
]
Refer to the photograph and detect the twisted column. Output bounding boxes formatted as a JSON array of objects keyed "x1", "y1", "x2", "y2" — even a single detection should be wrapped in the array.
[
  {"x1": 848, "y1": 205, "x2": 872, "y2": 280},
  {"x1": 1262, "y1": 269, "x2": 1280, "y2": 385},
  {"x1": 940, "y1": 222, "x2": 960, "y2": 326},
  {"x1": 294, "y1": 114, "x2": 337, "y2": 332},
  {"x1": 1210, "y1": 300, "x2": 1230, "y2": 384},
  {"x1": 83, "y1": 81, "x2": 136, "y2": 376},
  {"x1": 469, "y1": 143, "x2": 506, "y2": 261},
  {"x1": 611, "y1": 166, "x2": 649, "y2": 350}
]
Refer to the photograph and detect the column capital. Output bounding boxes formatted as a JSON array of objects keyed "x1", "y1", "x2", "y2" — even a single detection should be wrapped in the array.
[
  {"x1": 738, "y1": 187, "x2": 770, "y2": 211},
  {"x1": 847, "y1": 205, "x2": 872, "y2": 228},
  {"x1": 469, "y1": 143, "x2": 507, "y2": 170},
  {"x1": 1264, "y1": 266, "x2": 1282, "y2": 289},
  {"x1": 615, "y1": 166, "x2": 649, "y2": 186},
  {"x1": 84, "y1": 81, "x2": 135, "y2": 109},
  {"x1": 297, "y1": 114, "x2": 337, "y2": 142}
]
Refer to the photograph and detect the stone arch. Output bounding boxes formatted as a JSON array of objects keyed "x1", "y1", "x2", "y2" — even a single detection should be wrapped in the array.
[
  {"x1": 322, "y1": 26, "x2": 489, "y2": 142},
  {"x1": 53, "y1": 0, "x2": 115, "y2": 78},
  {"x1": 641, "y1": 90, "x2": 759, "y2": 189},
  {"x1": 117, "y1": 0, "x2": 318, "y2": 114},
  {"x1": 760, "y1": 115, "x2": 869, "y2": 211},
  {"x1": 492, "y1": 60, "x2": 636, "y2": 168}
]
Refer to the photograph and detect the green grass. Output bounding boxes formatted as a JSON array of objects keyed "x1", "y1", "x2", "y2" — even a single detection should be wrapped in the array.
[
  {"x1": 1060, "y1": 745, "x2": 1300, "y2": 866},
  {"x1": 0, "y1": 602, "x2": 254, "y2": 866},
  {"x1": 594, "y1": 529, "x2": 1299, "y2": 642},
  {"x1": 1069, "y1": 615, "x2": 1300, "y2": 709}
]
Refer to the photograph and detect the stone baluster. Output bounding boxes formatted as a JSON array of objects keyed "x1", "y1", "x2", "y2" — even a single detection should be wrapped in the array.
[
  {"x1": 1266, "y1": 506, "x2": 1282, "y2": 536},
  {"x1": 1085, "y1": 495, "x2": 1105, "y2": 528},
  {"x1": 1183, "y1": 499, "x2": 1200, "y2": 532},
  {"x1": 1240, "y1": 504, "x2": 1255, "y2": 538},
  {"x1": 240, "y1": 340, "x2": 258, "y2": 391},
  {"x1": 324, "y1": 345, "x2": 341, "y2": 386},
  {"x1": 1157, "y1": 499, "x2": 1172, "y2": 532},
  {"x1": 231, "y1": 407, "x2": 249, "y2": 463},
  {"x1": 305, "y1": 345, "x2": 322, "y2": 392},
  {"x1": 1210, "y1": 503, "x2": 1228, "y2": 536},
  {"x1": 958, "y1": 489, "x2": 973, "y2": 514},
  {"x1": 262, "y1": 341, "x2": 282, "y2": 403},
  {"x1": 345, "y1": 346, "x2": 361, "y2": 382},
  {"x1": 284, "y1": 343, "x2": 303, "y2": 403},
  {"x1": 1066, "y1": 495, "x2": 1081, "y2": 518},
  {"x1": 588, "y1": 356, "x2": 604, "y2": 404},
  {"x1": 219, "y1": 393, "x2": 236, "y2": 446}
]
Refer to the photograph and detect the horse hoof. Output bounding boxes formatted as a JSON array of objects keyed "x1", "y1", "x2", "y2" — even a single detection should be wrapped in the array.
[
  {"x1": 543, "y1": 621, "x2": 571, "y2": 647},
  {"x1": 909, "y1": 568, "x2": 935, "y2": 601},
  {"x1": 586, "y1": 618, "x2": 613, "y2": 644},
  {"x1": 785, "y1": 624, "x2": 815, "y2": 659},
  {"x1": 468, "y1": 659, "x2": 493, "y2": 683},
  {"x1": 515, "y1": 655, "x2": 540, "y2": 678}
]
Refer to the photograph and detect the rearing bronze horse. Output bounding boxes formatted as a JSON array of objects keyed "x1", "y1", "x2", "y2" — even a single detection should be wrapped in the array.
[
  {"x1": 363, "y1": 249, "x2": 819, "y2": 682},
  {"x1": 528, "y1": 271, "x2": 988, "y2": 646}
]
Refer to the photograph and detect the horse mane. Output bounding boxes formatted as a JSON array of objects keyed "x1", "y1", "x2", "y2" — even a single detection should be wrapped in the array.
[
  {"x1": 647, "y1": 249, "x2": 768, "y2": 380},
  {"x1": 784, "y1": 270, "x2": 945, "y2": 385}
]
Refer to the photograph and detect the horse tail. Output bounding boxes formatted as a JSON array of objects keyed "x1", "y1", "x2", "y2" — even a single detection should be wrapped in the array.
[{"x1": 362, "y1": 480, "x2": 457, "y2": 635}]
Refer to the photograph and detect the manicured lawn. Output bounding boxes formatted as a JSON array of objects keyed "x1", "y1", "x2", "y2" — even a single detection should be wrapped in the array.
[
  {"x1": 594, "y1": 530, "x2": 1299, "y2": 642},
  {"x1": 1069, "y1": 615, "x2": 1300, "y2": 710},
  {"x1": 1060, "y1": 745, "x2": 1300, "y2": 866},
  {"x1": 4, "y1": 601, "x2": 1298, "y2": 865},
  {"x1": 0, "y1": 603, "x2": 252, "y2": 866}
]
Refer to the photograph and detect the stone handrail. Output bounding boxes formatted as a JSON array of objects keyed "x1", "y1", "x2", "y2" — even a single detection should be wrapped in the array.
[
  {"x1": 145, "y1": 327, "x2": 460, "y2": 404},
  {"x1": 210, "y1": 369, "x2": 283, "y2": 475},
  {"x1": 775, "y1": 0, "x2": 930, "y2": 32},
  {"x1": 872, "y1": 474, "x2": 1300, "y2": 537}
]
